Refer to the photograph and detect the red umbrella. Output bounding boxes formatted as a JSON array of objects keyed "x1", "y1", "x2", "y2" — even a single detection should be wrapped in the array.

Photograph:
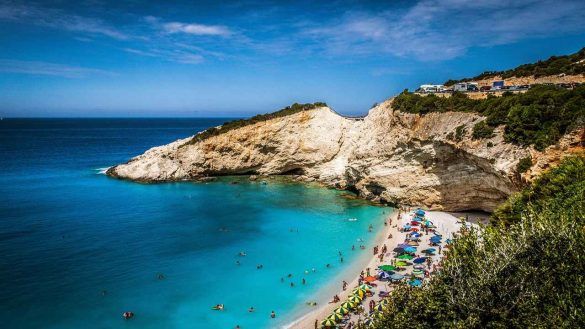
[
  {"x1": 410, "y1": 221, "x2": 420, "y2": 226},
  {"x1": 364, "y1": 276, "x2": 377, "y2": 283}
]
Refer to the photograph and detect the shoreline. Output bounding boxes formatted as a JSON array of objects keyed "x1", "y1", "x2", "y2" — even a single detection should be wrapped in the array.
[
  {"x1": 284, "y1": 209, "x2": 400, "y2": 329},
  {"x1": 286, "y1": 209, "x2": 469, "y2": 329}
]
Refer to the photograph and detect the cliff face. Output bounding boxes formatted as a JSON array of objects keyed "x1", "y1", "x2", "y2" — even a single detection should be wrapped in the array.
[{"x1": 107, "y1": 100, "x2": 581, "y2": 212}]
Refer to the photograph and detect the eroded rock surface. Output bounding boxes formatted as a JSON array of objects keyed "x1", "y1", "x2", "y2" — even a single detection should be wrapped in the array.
[{"x1": 107, "y1": 100, "x2": 582, "y2": 212}]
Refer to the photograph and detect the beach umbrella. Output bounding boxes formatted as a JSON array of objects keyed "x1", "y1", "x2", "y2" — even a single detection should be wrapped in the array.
[
  {"x1": 359, "y1": 284, "x2": 373, "y2": 291},
  {"x1": 348, "y1": 295, "x2": 363, "y2": 303},
  {"x1": 413, "y1": 264, "x2": 425, "y2": 270},
  {"x1": 397, "y1": 254, "x2": 414, "y2": 260},
  {"x1": 404, "y1": 246, "x2": 417, "y2": 253},
  {"x1": 352, "y1": 289, "x2": 366, "y2": 298},
  {"x1": 415, "y1": 209, "x2": 425, "y2": 216},
  {"x1": 446, "y1": 238, "x2": 453, "y2": 244},
  {"x1": 411, "y1": 232, "x2": 421, "y2": 237},
  {"x1": 327, "y1": 312, "x2": 343, "y2": 322},
  {"x1": 411, "y1": 228, "x2": 419, "y2": 232},
  {"x1": 321, "y1": 318, "x2": 337, "y2": 328},
  {"x1": 378, "y1": 265, "x2": 397, "y2": 271},
  {"x1": 364, "y1": 276, "x2": 377, "y2": 283},
  {"x1": 371, "y1": 311, "x2": 384, "y2": 319},
  {"x1": 375, "y1": 303, "x2": 388, "y2": 312},
  {"x1": 408, "y1": 279, "x2": 422, "y2": 287},
  {"x1": 379, "y1": 298, "x2": 390, "y2": 305},
  {"x1": 390, "y1": 273, "x2": 405, "y2": 281},
  {"x1": 340, "y1": 301, "x2": 356, "y2": 309},
  {"x1": 334, "y1": 306, "x2": 350, "y2": 315},
  {"x1": 413, "y1": 257, "x2": 427, "y2": 264},
  {"x1": 422, "y1": 248, "x2": 436, "y2": 254},
  {"x1": 430, "y1": 236, "x2": 442, "y2": 242},
  {"x1": 410, "y1": 220, "x2": 420, "y2": 226},
  {"x1": 407, "y1": 241, "x2": 419, "y2": 246},
  {"x1": 395, "y1": 261, "x2": 408, "y2": 267},
  {"x1": 378, "y1": 271, "x2": 392, "y2": 280}
]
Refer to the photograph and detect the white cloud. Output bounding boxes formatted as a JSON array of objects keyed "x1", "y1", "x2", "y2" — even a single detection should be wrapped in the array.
[
  {"x1": 162, "y1": 22, "x2": 231, "y2": 36},
  {"x1": 0, "y1": 2, "x2": 128, "y2": 40},
  {"x1": 303, "y1": 0, "x2": 585, "y2": 60},
  {"x1": 0, "y1": 59, "x2": 116, "y2": 78}
]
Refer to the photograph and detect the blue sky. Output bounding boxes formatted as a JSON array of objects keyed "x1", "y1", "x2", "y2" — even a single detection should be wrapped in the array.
[{"x1": 1, "y1": 0, "x2": 585, "y2": 117}]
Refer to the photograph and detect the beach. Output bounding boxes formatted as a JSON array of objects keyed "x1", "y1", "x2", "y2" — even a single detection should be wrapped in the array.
[{"x1": 287, "y1": 208, "x2": 472, "y2": 329}]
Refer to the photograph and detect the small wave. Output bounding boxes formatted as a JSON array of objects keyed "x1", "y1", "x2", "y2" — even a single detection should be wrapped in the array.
[
  {"x1": 94, "y1": 167, "x2": 110, "y2": 175},
  {"x1": 347, "y1": 218, "x2": 358, "y2": 222}
]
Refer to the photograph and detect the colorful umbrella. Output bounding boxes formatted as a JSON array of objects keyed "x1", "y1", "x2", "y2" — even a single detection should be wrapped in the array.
[
  {"x1": 375, "y1": 303, "x2": 388, "y2": 312},
  {"x1": 340, "y1": 301, "x2": 356, "y2": 309},
  {"x1": 351, "y1": 289, "x2": 366, "y2": 298},
  {"x1": 321, "y1": 318, "x2": 337, "y2": 327},
  {"x1": 364, "y1": 276, "x2": 377, "y2": 283},
  {"x1": 415, "y1": 209, "x2": 425, "y2": 216},
  {"x1": 422, "y1": 248, "x2": 436, "y2": 254},
  {"x1": 390, "y1": 273, "x2": 405, "y2": 280},
  {"x1": 359, "y1": 284, "x2": 373, "y2": 291},
  {"x1": 413, "y1": 257, "x2": 427, "y2": 264},
  {"x1": 348, "y1": 295, "x2": 362, "y2": 303},
  {"x1": 396, "y1": 254, "x2": 413, "y2": 260},
  {"x1": 327, "y1": 313, "x2": 343, "y2": 322},
  {"x1": 395, "y1": 261, "x2": 408, "y2": 267},
  {"x1": 334, "y1": 306, "x2": 350, "y2": 315},
  {"x1": 379, "y1": 298, "x2": 390, "y2": 305},
  {"x1": 408, "y1": 279, "x2": 422, "y2": 287},
  {"x1": 378, "y1": 265, "x2": 397, "y2": 271},
  {"x1": 404, "y1": 246, "x2": 417, "y2": 253}
]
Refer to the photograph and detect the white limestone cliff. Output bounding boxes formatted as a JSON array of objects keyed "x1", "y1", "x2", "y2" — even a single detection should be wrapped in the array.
[{"x1": 107, "y1": 99, "x2": 582, "y2": 212}]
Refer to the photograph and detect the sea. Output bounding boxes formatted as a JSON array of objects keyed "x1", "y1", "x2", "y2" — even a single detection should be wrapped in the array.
[{"x1": 0, "y1": 118, "x2": 390, "y2": 329}]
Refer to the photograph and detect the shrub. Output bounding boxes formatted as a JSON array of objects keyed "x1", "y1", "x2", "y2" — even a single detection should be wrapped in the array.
[
  {"x1": 393, "y1": 85, "x2": 585, "y2": 150},
  {"x1": 472, "y1": 120, "x2": 495, "y2": 139},
  {"x1": 184, "y1": 102, "x2": 327, "y2": 145},
  {"x1": 371, "y1": 155, "x2": 585, "y2": 328},
  {"x1": 444, "y1": 47, "x2": 585, "y2": 84},
  {"x1": 516, "y1": 155, "x2": 532, "y2": 174}
]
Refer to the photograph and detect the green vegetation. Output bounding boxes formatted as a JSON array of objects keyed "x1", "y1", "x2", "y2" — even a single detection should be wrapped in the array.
[
  {"x1": 493, "y1": 154, "x2": 584, "y2": 225},
  {"x1": 471, "y1": 120, "x2": 494, "y2": 139},
  {"x1": 515, "y1": 155, "x2": 532, "y2": 174},
  {"x1": 371, "y1": 155, "x2": 585, "y2": 328},
  {"x1": 445, "y1": 47, "x2": 585, "y2": 85},
  {"x1": 184, "y1": 102, "x2": 327, "y2": 145},
  {"x1": 393, "y1": 85, "x2": 585, "y2": 150}
]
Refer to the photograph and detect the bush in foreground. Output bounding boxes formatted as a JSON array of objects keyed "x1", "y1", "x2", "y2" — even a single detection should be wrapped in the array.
[{"x1": 370, "y1": 155, "x2": 585, "y2": 329}]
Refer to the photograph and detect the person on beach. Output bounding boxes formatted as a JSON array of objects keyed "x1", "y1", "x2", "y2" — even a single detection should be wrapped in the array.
[
  {"x1": 302, "y1": 278, "x2": 306, "y2": 285},
  {"x1": 314, "y1": 319, "x2": 318, "y2": 329},
  {"x1": 290, "y1": 282, "x2": 294, "y2": 287},
  {"x1": 352, "y1": 245, "x2": 355, "y2": 251},
  {"x1": 342, "y1": 280, "x2": 348, "y2": 291},
  {"x1": 288, "y1": 273, "x2": 293, "y2": 278},
  {"x1": 366, "y1": 268, "x2": 370, "y2": 276},
  {"x1": 248, "y1": 306, "x2": 255, "y2": 312},
  {"x1": 236, "y1": 260, "x2": 241, "y2": 266},
  {"x1": 326, "y1": 263, "x2": 331, "y2": 268},
  {"x1": 340, "y1": 257, "x2": 344, "y2": 263},
  {"x1": 270, "y1": 311, "x2": 276, "y2": 318}
]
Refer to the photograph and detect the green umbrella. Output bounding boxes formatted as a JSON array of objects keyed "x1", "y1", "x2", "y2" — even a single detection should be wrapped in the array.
[
  {"x1": 372, "y1": 311, "x2": 384, "y2": 319},
  {"x1": 352, "y1": 288, "x2": 366, "y2": 298},
  {"x1": 379, "y1": 298, "x2": 390, "y2": 305},
  {"x1": 396, "y1": 261, "x2": 409, "y2": 267},
  {"x1": 375, "y1": 303, "x2": 388, "y2": 312},
  {"x1": 397, "y1": 254, "x2": 414, "y2": 260},
  {"x1": 378, "y1": 265, "x2": 396, "y2": 271},
  {"x1": 327, "y1": 312, "x2": 343, "y2": 322},
  {"x1": 348, "y1": 295, "x2": 363, "y2": 303},
  {"x1": 334, "y1": 306, "x2": 350, "y2": 315},
  {"x1": 340, "y1": 301, "x2": 356, "y2": 309},
  {"x1": 359, "y1": 284, "x2": 373, "y2": 291},
  {"x1": 321, "y1": 318, "x2": 337, "y2": 328}
]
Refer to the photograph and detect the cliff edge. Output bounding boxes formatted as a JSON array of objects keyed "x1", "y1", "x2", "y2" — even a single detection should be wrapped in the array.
[{"x1": 107, "y1": 100, "x2": 581, "y2": 212}]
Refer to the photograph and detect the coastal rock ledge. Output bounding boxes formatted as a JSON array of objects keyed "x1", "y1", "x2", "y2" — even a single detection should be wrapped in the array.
[{"x1": 107, "y1": 99, "x2": 582, "y2": 212}]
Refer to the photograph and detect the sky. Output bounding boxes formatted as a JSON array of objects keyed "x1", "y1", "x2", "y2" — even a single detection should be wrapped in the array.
[{"x1": 0, "y1": 0, "x2": 585, "y2": 117}]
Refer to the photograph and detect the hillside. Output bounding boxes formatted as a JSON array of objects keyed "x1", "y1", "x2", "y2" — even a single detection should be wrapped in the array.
[
  {"x1": 445, "y1": 47, "x2": 585, "y2": 86},
  {"x1": 371, "y1": 154, "x2": 585, "y2": 328}
]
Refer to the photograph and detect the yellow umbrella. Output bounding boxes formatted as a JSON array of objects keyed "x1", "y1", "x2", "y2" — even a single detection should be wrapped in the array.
[
  {"x1": 352, "y1": 288, "x2": 366, "y2": 298},
  {"x1": 321, "y1": 318, "x2": 336, "y2": 328},
  {"x1": 379, "y1": 298, "x2": 390, "y2": 305},
  {"x1": 358, "y1": 284, "x2": 373, "y2": 291},
  {"x1": 348, "y1": 295, "x2": 362, "y2": 304},
  {"x1": 340, "y1": 301, "x2": 356, "y2": 309},
  {"x1": 334, "y1": 306, "x2": 350, "y2": 315},
  {"x1": 327, "y1": 312, "x2": 343, "y2": 322},
  {"x1": 375, "y1": 303, "x2": 388, "y2": 312}
]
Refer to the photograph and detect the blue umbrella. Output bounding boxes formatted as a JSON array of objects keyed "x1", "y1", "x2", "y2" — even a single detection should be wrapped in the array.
[
  {"x1": 415, "y1": 209, "x2": 425, "y2": 216},
  {"x1": 413, "y1": 257, "x2": 427, "y2": 264},
  {"x1": 408, "y1": 279, "x2": 422, "y2": 287},
  {"x1": 430, "y1": 236, "x2": 442, "y2": 242},
  {"x1": 411, "y1": 232, "x2": 421, "y2": 237},
  {"x1": 378, "y1": 271, "x2": 392, "y2": 280},
  {"x1": 446, "y1": 239, "x2": 453, "y2": 244},
  {"x1": 404, "y1": 246, "x2": 417, "y2": 253},
  {"x1": 422, "y1": 248, "x2": 436, "y2": 254},
  {"x1": 390, "y1": 273, "x2": 405, "y2": 281}
]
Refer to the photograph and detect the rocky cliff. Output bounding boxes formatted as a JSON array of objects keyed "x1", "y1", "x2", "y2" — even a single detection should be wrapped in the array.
[{"x1": 107, "y1": 100, "x2": 582, "y2": 212}]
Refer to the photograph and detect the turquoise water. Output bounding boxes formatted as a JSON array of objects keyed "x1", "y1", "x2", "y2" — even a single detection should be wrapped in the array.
[{"x1": 0, "y1": 119, "x2": 389, "y2": 329}]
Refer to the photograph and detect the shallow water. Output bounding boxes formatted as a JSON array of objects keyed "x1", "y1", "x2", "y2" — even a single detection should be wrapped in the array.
[{"x1": 0, "y1": 119, "x2": 389, "y2": 329}]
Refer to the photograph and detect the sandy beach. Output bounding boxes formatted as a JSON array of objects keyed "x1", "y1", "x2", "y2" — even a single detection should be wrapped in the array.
[{"x1": 286, "y1": 208, "x2": 471, "y2": 329}]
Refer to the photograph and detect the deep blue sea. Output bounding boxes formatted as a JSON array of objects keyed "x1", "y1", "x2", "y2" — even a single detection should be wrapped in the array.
[{"x1": 0, "y1": 119, "x2": 389, "y2": 329}]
